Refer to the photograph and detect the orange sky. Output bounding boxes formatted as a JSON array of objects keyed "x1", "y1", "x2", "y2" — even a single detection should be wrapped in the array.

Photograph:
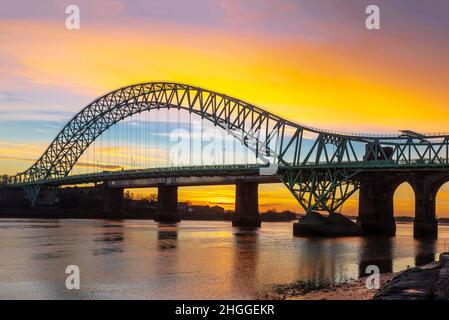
[
  {"x1": 1, "y1": 1, "x2": 449, "y2": 217},
  {"x1": 124, "y1": 183, "x2": 449, "y2": 219},
  {"x1": 1, "y1": 20, "x2": 448, "y2": 133}
]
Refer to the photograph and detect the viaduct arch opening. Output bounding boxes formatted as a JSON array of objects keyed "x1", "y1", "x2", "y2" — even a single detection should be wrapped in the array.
[{"x1": 393, "y1": 182, "x2": 415, "y2": 228}]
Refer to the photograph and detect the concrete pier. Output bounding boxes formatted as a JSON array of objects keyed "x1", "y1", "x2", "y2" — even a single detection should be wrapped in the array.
[
  {"x1": 357, "y1": 176, "x2": 397, "y2": 236},
  {"x1": 413, "y1": 176, "x2": 439, "y2": 239},
  {"x1": 102, "y1": 186, "x2": 124, "y2": 212},
  {"x1": 357, "y1": 173, "x2": 443, "y2": 238},
  {"x1": 293, "y1": 212, "x2": 361, "y2": 237},
  {"x1": 232, "y1": 181, "x2": 261, "y2": 228},
  {"x1": 0, "y1": 186, "x2": 29, "y2": 209},
  {"x1": 155, "y1": 185, "x2": 180, "y2": 223}
]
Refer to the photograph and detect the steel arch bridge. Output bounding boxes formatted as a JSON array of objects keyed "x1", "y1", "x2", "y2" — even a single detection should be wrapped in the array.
[{"x1": 6, "y1": 82, "x2": 449, "y2": 211}]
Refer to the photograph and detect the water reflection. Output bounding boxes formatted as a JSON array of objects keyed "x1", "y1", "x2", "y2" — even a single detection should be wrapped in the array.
[
  {"x1": 232, "y1": 229, "x2": 259, "y2": 296},
  {"x1": 1, "y1": 220, "x2": 449, "y2": 299},
  {"x1": 93, "y1": 221, "x2": 125, "y2": 256},
  {"x1": 157, "y1": 225, "x2": 178, "y2": 250},
  {"x1": 296, "y1": 238, "x2": 352, "y2": 284},
  {"x1": 415, "y1": 239, "x2": 436, "y2": 266},
  {"x1": 358, "y1": 237, "x2": 393, "y2": 277}
]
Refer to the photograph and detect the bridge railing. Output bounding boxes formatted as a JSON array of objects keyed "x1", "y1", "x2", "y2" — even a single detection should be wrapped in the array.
[
  {"x1": 8, "y1": 157, "x2": 449, "y2": 188},
  {"x1": 302, "y1": 158, "x2": 448, "y2": 168},
  {"x1": 6, "y1": 164, "x2": 267, "y2": 186}
]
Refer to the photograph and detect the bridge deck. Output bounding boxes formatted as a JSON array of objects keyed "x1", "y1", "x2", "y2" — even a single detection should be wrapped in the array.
[
  {"x1": 6, "y1": 164, "x2": 270, "y2": 187},
  {"x1": 6, "y1": 161, "x2": 449, "y2": 188}
]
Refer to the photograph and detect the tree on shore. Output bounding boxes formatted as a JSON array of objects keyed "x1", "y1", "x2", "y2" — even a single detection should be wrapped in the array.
[{"x1": 0, "y1": 174, "x2": 8, "y2": 185}]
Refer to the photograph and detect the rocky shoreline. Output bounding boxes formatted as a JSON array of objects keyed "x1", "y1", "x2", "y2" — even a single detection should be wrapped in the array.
[
  {"x1": 374, "y1": 253, "x2": 449, "y2": 300},
  {"x1": 264, "y1": 252, "x2": 449, "y2": 300},
  {"x1": 262, "y1": 273, "x2": 395, "y2": 300}
]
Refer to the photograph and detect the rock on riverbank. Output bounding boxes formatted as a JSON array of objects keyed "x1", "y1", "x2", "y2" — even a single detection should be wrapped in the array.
[
  {"x1": 263, "y1": 253, "x2": 449, "y2": 300},
  {"x1": 293, "y1": 212, "x2": 362, "y2": 237},
  {"x1": 374, "y1": 253, "x2": 449, "y2": 300},
  {"x1": 261, "y1": 273, "x2": 395, "y2": 300}
]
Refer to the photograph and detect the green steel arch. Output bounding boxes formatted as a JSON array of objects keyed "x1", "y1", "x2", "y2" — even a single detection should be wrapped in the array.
[{"x1": 7, "y1": 82, "x2": 449, "y2": 211}]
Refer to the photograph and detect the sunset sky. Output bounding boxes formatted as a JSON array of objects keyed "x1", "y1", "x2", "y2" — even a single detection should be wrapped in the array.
[{"x1": 1, "y1": 0, "x2": 449, "y2": 216}]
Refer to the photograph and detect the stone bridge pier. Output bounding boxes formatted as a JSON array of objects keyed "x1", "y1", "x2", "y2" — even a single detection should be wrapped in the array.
[
  {"x1": 0, "y1": 186, "x2": 29, "y2": 209},
  {"x1": 102, "y1": 185, "x2": 124, "y2": 212},
  {"x1": 358, "y1": 174, "x2": 397, "y2": 236},
  {"x1": 358, "y1": 173, "x2": 443, "y2": 239},
  {"x1": 155, "y1": 185, "x2": 181, "y2": 223},
  {"x1": 412, "y1": 175, "x2": 439, "y2": 238},
  {"x1": 232, "y1": 181, "x2": 261, "y2": 228}
]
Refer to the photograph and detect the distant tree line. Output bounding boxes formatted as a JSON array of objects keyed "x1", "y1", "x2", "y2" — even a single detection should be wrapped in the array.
[
  {"x1": 124, "y1": 191, "x2": 157, "y2": 202},
  {"x1": 0, "y1": 174, "x2": 8, "y2": 185}
]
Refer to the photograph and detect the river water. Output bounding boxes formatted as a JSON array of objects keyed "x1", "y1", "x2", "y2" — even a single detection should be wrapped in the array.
[{"x1": 0, "y1": 219, "x2": 448, "y2": 299}]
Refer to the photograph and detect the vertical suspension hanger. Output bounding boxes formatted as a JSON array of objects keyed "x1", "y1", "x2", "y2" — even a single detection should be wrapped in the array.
[
  {"x1": 189, "y1": 109, "x2": 192, "y2": 166},
  {"x1": 177, "y1": 106, "x2": 180, "y2": 166},
  {"x1": 100, "y1": 130, "x2": 102, "y2": 172},
  {"x1": 165, "y1": 107, "x2": 170, "y2": 167},
  {"x1": 133, "y1": 115, "x2": 136, "y2": 168},
  {"x1": 131, "y1": 116, "x2": 134, "y2": 169},
  {"x1": 233, "y1": 133, "x2": 236, "y2": 165},
  {"x1": 201, "y1": 114, "x2": 203, "y2": 166},
  {"x1": 136, "y1": 113, "x2": 139, "y2": 169},
  {"x1": 107, "y1": 124, "x2": 109, "y2": 171},
  {"x1": 212, "y1": 122, "x2": 217, "y2": 165},
  {"x1": 125, "y1": 119, "x2": 127, "y2": 169},
  {"x1": 120, "y1": 122, "x2": 122, "y2": 170},
  {"x1": 145, "y1": 107, "x2": 148, "y2": 169},
  {"x1": 166, "y1": 107, "x2": 169, "y2": 166},
  {"x1": 122, "y1": 120, "x2": 125, "y2": 169},
  {"x1": 156, "y1": 105, "x2": 159, "y2": 168},
  {"x1": 93, "y1": 139, "x2": 96, "y2": 173},
  {"x1": 134, "y1": 115, "x2": 136, "y2": 168},
  {"x1": 222, "y1": 127, "x2": 225, "y2": 165},
  {"x1": 114, "y1": 120, "x2": 116, "y2": 169},
  {"x1": 130, "y1": 118, "x2": 132, "y2": 168},
  {"x1": 137, "y1": 113, "x2": 139, "y2": 168},
  {"x1": 131, "y1": 116, "x2": 134, "y2": 168},
  {"x1": 149, "y1": 109, "x2": 152, "y2": 168},
  {"x1": 97, "y1": 129, "x2": 102, "y2": 172},
  {"x1": 126, "y1": 120, "x2": 128, "y2": 169},
  {"x1": 95, "y1": 139, "x2": 98, "y2": 173}
]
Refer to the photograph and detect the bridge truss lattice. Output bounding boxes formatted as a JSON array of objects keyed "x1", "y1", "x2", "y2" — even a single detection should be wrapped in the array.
[{"x1": 7, "y1": 82, "x2": 449, "y2": 212}]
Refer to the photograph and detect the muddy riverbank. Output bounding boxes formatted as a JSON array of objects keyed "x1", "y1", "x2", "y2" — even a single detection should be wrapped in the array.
[{"x1": 265, "y1": 253, "x2": 449, "y2": 300}]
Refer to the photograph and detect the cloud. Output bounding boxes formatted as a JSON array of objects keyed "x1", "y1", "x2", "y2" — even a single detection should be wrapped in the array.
[
  {"x1": 0, "y1": 154, "x2": 126, "y2": 172},
  {"x1": 1, "y1": 0, "x2": 449, "y2": 214},
  {"x1": 0, "y1": 0, "x2": 125, "y2": 21},
  {"x1": 73, "y1": 161, "x2": 124, "y2": 171},
  {"x1": 0, "y1": 155, "x2": 36, "y2": 163},
  {"x1": 0, "y1": 108, "x2": 73, "y2": 121}
]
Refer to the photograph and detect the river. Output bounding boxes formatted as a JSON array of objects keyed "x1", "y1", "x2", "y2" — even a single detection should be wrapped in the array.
[{"x1": 0, "y1": 219, "x2": 448, "y2": 299}]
